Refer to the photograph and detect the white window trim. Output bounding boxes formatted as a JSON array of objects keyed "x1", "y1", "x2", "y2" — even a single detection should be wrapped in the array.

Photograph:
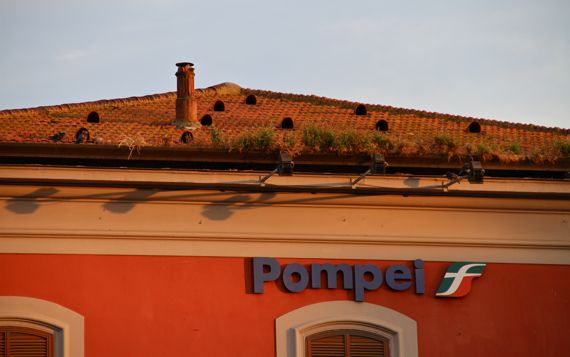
[
  {"x1": 0, "y1": 296, "x2": 84, "y2": 357},
  {"x1": 276, "y1": 301, "x2": 418, "y2": 357}
]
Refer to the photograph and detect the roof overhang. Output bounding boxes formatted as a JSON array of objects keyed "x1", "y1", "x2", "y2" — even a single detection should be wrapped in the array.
[{"x1": 1, "y1": 142, "x2": 569, "y2": 178}]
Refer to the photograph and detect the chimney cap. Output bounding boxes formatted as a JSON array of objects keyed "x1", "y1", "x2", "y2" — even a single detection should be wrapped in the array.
[{"x1": 176, "y1": 62, "x2": 194, "y2": 67}]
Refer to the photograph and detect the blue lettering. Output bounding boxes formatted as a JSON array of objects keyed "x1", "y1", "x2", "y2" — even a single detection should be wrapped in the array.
[
  {"x1": 252, "y1": 257, "x2": 280, "y2": 293},
  {"x1": 354, "y1": 264, "x2": 382, "y2": 302},
  {"x1": 386, "y1": 265, "x2": 412, "y2": 291},
  {"x1": 282, "y1": 263, "x2": 309, "y2": 292}
]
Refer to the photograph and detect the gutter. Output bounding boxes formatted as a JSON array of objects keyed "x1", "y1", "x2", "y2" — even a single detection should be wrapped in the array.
[{"x1": 1, "y1": 142, "x2": 569, "y2": 174}]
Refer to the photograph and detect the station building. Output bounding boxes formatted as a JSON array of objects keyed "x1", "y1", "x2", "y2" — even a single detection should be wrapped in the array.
[{"x1": 0, "y1": 63, "x2": 569, "y2": 357}]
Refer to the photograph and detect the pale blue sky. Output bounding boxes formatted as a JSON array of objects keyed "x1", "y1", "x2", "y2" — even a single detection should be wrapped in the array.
[{"x1": 0, "y1": 0, "x2": 568, "y2": 128}]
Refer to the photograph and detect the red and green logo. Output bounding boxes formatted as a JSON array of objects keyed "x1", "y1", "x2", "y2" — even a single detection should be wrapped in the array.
[{"x1": 436, "y1": 262, "x2": 486, "y2": 298}]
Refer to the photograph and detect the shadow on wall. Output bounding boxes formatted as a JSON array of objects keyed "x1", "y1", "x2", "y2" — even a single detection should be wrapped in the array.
[
  {"x1": 5, "y1": 187, "x2": 60, "y2": 214},
  {"x1": 404, "y1": 177, "x2": 442, "y2": 190},
  {"x1": 201, "y1": 193, "x2": 276, "y2": 221},
  {"x1": 102, "y1": 189, "x2": 157, "y2": 213},
  {"x1": 4, "y1": 187, "x2": 355, "y2": 222},
  {"x1": 4, "y1": 187, "x2": 158, "y2": 215},
  {"x1": 404, "y1": 177, "x2": 420, "y2": 188},
  {"x1": 3, "y1": 187, "x2": 278, "y2": 221}
]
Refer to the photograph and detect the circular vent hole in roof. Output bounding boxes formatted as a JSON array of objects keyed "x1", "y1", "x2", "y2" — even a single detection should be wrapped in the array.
[
  {"x1": 281, "y1": 117, "x2": 294, "y2": 129},
  {"x1": 87, "y1": 111, "x2": 100, "y2": 123},
  {"x1": 468, "y1": 121, "x2": 481, "y2": 133},
  {"x1": 375, "y1": 120, "x2": 388, "y2": 132},
  {"x1": 181, "y1": 131, "x2": 193, "y2": 144},
  {"x1": 201, "y1": 114, "x2": 213, "y2": 126},
  {"x1": 245, "y1": 94, "x2": 257, "y2": 105},
  {"x1": 355, "y1": 104, "x2": 367, "y2": 116},
  {"x1": 75, "y1": 128, "x2": 90, "y2": 143},
  {"x1": 214, "y1": 100, "x2": 225, "y2": 112}
]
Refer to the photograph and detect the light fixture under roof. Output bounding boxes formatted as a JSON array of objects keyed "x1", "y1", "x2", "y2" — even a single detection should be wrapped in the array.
[
  {"x1": 463, "y1": 160, "x2": 485, "y2": 183},
  {"x1": 259, "y1": 152, "x2": 294, "y2": 186},
  {"x1": 351, "y1": 153, "x2": 388, "y2": 188},
  {"x1": 443, "y1": 159, "x2": 485, "y2": 189}
]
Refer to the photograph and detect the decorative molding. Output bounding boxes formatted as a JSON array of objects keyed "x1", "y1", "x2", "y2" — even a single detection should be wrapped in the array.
[
  {"x1": 0, "y1": 234, "x2": 569, "y2": 264},
  {"x1": 1, "y1": 183, "x2": 569, "y2": 264}
]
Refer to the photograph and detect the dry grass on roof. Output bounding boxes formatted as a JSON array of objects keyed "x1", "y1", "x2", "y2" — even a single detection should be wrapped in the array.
[{"x1": 187, "y1": 122, "x2": 570, "y2": 165}]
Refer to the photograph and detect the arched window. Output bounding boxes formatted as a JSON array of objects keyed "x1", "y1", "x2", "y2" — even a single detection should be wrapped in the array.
[
  {"x1": 213, "y1": 100, "x2": 225, "y2": 112},
  {"x1": 0, "y1": 297, "x2": 84, "y2": 357},
  {"x1": 355, "y1": 104, "x2": 367, "y2": 116},
  {"x1": 75, "y1": 128, "x2": 90, "y2": 144},
  {"x1": 200, "y1": 114, "x2": 213, "y2": 126},
  {"x1": 180, "y1": 131, "x2": 193, "y2": 144},
  {"x1": 86, "y1": 111, "x2": 100, "y2": 123},
  {"x1": 281, "y1": 117, "x2": 294, "y2": 129},
  {"x1": 467, "y1": 121, "x2": 481, "y2": 133},
  {"x1": 376, "y1": 120, "x2": 389, "y2": 132},
  {"x1": 245, "y1": 94, "x2": 257, "y2": 105},
  {"x1": 276, "y1": 301, "x2": 418, "y2": 357}
]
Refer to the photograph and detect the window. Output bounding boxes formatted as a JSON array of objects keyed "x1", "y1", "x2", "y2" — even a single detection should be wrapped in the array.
[
  {"x1": 467, "y1": 121, "x2": 481, "y2": 133},
  {"x1": 307, "y1": 329, "x2": 390, "y2": 357},
  {"x1": 375, "y1": 120, "x2": 389, "y2": 132},
  {"x1": 245, "y1": 94, "x2": 257, "y2": 105},
  {"x1": 355, "y1": 104, "x2": 367, "y2": 116},
  {"x1": 276, "y1": 301, "x2": 418, "y2": 357},
  {"x1": 0, "y1": 297, "x2": 84, "y2": 357},
  {"x1": 75, "y1": 128, "x2": 90, "y2": 144},
  {"x1": 0, "y1": 324, "x2": 55, "y2": 357},
  {"x1": 86, "y1": 111, "x2": 100, "y2": 123},
  {"x1": 180, "y1": 131, "x2": 193, "y2": 144},
  {"x1": 213, "y1": 100, "x2": 225, "y2": 112},
  {"x1": 281, "y1": 117, "x2": 294, "y2": 129},
  {"x1": 200, "y1": 114, "x2": 213, "y2": 126}
]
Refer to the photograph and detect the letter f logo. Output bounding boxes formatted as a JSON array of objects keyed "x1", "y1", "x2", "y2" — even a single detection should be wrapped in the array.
[{"x1": 436, "y1": 262, "x2": 486, "y2": 298}]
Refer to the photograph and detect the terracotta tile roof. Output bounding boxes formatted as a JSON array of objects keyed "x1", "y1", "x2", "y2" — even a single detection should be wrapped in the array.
[{"x1": 1, "y1": 83, "x2": 569, "y2": 167}]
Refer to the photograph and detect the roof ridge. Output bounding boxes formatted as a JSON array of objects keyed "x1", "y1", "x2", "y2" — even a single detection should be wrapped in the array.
[
  {"x1": 245, "y1": 88, "x2": 569, "y2": 134},
  {"x1": 0, "y1": 82, "x2": 242, "y2": 116},
  {"x1": 197, "y1": 82, "x2": 242, "y2": 96},
  {"x1": 0, "y1": 92, "x2": 177, "y2": 116}
]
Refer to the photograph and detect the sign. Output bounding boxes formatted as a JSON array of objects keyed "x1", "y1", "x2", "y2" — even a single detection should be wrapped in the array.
[
  {"x1": 252, "y1": 257, "x2": 485, "y2": 301},
  {"x1": 435, "y1": 262, "x2": 486, "y2": 297}
]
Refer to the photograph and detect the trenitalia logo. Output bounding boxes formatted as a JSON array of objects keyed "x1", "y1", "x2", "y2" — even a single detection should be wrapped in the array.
[{"x1": 435, "y1": 262, "x2": 486, "y2": 298}]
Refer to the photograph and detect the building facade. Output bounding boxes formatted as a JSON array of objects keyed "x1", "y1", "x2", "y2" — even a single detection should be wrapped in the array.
[{"x1": 0, "y1": 63, "x2": 569, "y2": 356}]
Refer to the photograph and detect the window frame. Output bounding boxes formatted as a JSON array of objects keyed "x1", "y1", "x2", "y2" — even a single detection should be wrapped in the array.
[
  {"x1": 0, "y1": 297, "x2": 83, "y2": 357},
  {"x1": 276, "y1": 301, "x2": 418, "y2": 357}
]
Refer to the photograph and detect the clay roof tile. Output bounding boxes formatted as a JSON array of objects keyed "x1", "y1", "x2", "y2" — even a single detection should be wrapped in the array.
[{"x1": 0, "y1": 84, "x2": 568, "y2": 166}]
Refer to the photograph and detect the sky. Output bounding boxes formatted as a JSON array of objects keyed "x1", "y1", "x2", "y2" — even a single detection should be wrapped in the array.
[{"x1": 0, "y1": 0, "x2": 568, "y2": 128}]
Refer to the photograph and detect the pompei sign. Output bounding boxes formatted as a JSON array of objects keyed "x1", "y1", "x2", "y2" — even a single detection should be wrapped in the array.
[{"x1": 252, "y1": 257, "x2": 485, "y2": 301}]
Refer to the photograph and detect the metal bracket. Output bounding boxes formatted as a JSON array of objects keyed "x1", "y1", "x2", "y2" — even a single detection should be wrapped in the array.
[
  {"x1": 259, "y1": 152, "x2": 294, "y2": 187},
  {"x1": 442, "y1": 159, "x2": 484, "y2": 190},
  {"x1": 350, "y1": 153, "x2": 388, "y2": 188}
]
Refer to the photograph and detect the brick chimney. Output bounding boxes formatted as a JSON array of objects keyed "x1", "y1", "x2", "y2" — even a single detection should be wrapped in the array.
[{"x1": 174, "y1": 62, "x2": 197, "y2": 127}]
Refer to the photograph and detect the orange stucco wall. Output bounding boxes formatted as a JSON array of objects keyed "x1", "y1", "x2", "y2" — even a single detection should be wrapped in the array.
[{"x1": 1, "y1": 254, "x2": 569, "y2": 356}]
